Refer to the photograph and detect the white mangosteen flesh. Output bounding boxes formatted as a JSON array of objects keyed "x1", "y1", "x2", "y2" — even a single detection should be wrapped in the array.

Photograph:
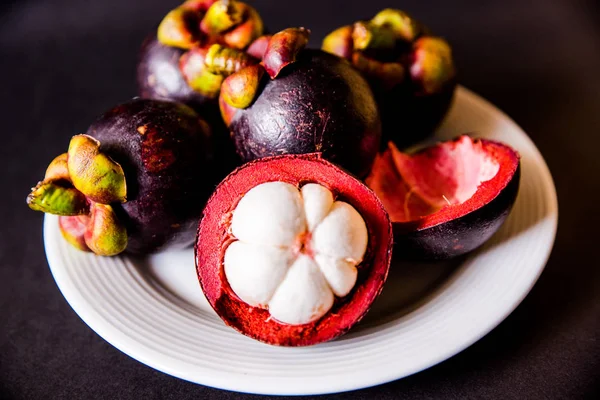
[{"x1": 224, "y1": 182, "x2": 368, "y2": 325}]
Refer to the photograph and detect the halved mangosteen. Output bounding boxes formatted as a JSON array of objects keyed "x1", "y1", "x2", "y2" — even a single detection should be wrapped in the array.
[
  {"x1": 195, "y1": 153, "x2": 392, "y2": 346},
  {"x1": 366, "y1": 135, "x2": 520, "y2": 259}
]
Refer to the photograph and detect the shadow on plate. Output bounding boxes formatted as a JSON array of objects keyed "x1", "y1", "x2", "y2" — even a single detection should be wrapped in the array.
[{"x1": 346, "y1": 255, "x2": 466, "y2": 334}]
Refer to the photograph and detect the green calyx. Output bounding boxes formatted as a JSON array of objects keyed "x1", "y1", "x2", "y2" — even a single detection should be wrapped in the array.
[
  {"x1": 158, "y1": 0, "x2": 264, "y2": 51},
  {"x1": 189, "y1": 69, "x2": 225, "y2": 98},
  {"x1": 201, "y1": 0, "x2": 244, "y2": 34},
  {"x1": 27, "y1": 181, "x2": 89, "y2": 216},
  {"x1": 58, "y1": 204, "x2": 128, "y2": 256},
  {"x1": 411, "y1": 37, "x2": 455, "y2": 95},
  {"x1": 180, "y1": 44, "x2": 258, "y2": 98},
  {"x1": 205, "y1": 43, "x2": 256, "y2": 75},
  {"x1": 370, "y1": 8, "x2": 421, "y2": 43},
  {"x1": 352, "y1": 21, "x2": 397, "y2": 52},
  {"x1": 321, "y1": 25, "x2": 353, "y2": 59},
  {"x1": 158, "y1": 7, "x2": 201, "y2": 49},
  {"x1": 158, "y1": 1, "x2": 265, "y2": 97},
  {"x1": 68, "y1": 135, "x2": 126, "y2": 204},
  {"x1": 220, "y1": 27, "x2": 311, "y2": 111},
  {"x1": 84, "y1": 203, "x2": 128, "y2": 256},
  {"x1": 321, "y1": 8, "x2": 454, "y2": 93},
  {"x1": 221, "y1": 63, "x2": 265, "y2": 108},
  {"x1": 27, "y1": 135, "x2": 129, "y2": 256},
  {"x1": 44, "y1": 153, "x2": 70, "y2": 181}
]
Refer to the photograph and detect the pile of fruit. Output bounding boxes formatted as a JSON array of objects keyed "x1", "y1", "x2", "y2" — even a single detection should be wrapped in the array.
[{"x1": 26, "y1": 0, "x2": 520, "y2": 346}]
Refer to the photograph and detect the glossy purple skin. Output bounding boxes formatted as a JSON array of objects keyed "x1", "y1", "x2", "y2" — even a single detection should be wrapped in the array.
[
  {"x1": 229, "y1": 49, "x2": 382, "y2": 178},
  {"x1": 86, "y1": 99, "x2": 214, "y2": 254},
  {"x1": 379, "y1": 79, "x2": 456, "y2": 149},
  {"x1": 136, "y1": 34, "x2": 240, "y2": 178},
  {"x1": 395, "y1": 165, "x2": 520, "y2": 260},
  {"x1": 137, "y1": 34, "x2": 212, "y2": 111}
]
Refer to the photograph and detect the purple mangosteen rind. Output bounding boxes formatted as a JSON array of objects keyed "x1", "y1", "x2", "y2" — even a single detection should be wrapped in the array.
[
  {"x1": 137, "y1": 34, "x2": 214, "y2": 111},
  {"x1": 379, "y1": 78, "x2": 457, "y2": 148},
  {"x1": 394, "y1": 164, "x2": 520, "y2": 260},
  {"x1": 221, "y1": 34, "x2": 382, "y2": 178},
  {"x1": 86, "y1": 99, "x2": 215, "y2": 254}
]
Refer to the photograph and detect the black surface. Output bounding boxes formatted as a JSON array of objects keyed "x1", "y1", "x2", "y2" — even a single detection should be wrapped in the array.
[{"x1": 1, "y1": 0, "x2": 599, "y2": 399}]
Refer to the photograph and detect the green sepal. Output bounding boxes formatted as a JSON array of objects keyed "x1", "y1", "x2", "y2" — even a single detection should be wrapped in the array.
[
  {"x1": 67, "y1": 135, "x2": 127, "y2": 205},
  {"x1": 27, "y1": 181, "x2": 90, "y2": 216}
]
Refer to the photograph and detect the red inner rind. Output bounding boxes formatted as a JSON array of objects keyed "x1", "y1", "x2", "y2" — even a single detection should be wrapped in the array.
[
  {"x1": 367, "y1": 136, "x2": 520, "y2": 232},
  {"x1": 195, "y1": 153, "x2": 393, "y2": 346}
]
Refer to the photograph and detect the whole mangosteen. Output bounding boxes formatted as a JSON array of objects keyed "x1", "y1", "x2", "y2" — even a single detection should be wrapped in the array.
[
  {"x1": 27, "y1": 99, "x2": 215, "y2": 256},
  {"x1": 195, "y1": 153, "x2": 393, "y2": 345},
  {"x1": 137, "y1": 0, "x2": 269, "y2": 175},
  {"x1": 136, "y1": 0, "x2": 267, "y2": 112},
  {"x1": 322, "y1": 9, "x2": 457, "y2": 148},
  {"x1": 219, "y1": 28, "x2": 382, "y2": 178}
]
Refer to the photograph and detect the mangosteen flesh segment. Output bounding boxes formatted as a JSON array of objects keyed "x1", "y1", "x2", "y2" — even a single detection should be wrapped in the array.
[
  {"x1": 229, "y1": 49, "x2": 382, "y2": 178},
  {"x1": 196, "y1": 153, "x2": 393, "y2": 346},
  {"x1": 366, "y1": 135, "x2": 520, "y2": 259},
  {"x1": 224, "y1": 182, "x2": 367, "y2": 325}
]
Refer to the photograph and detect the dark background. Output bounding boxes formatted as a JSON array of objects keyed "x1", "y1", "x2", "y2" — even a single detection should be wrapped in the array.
[{"x1": 1, "y1": 0, "x2": 599, "y2": 398}]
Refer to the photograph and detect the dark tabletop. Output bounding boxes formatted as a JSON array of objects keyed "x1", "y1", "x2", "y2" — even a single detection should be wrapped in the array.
[{"x1": 1, "y1": 0, "x2": 599, "y2": 399}]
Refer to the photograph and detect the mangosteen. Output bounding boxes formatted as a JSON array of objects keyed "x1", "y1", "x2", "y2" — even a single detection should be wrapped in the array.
[
  {"x1": 27, "y1": 99, "x2": 214, "y2": 256},
  {"x1": 137, "y1": 35, "x2": 210, "y2": 111},
  {"x1": 322, "y1": 9, "x2": 457, "y2": 148},
  {"x1": 195, "y1": 153, "x2": 392, "y2": 346},
  {"x1": 219, "y1": 28, "x2": 382, "y2": 178},
  {"x1": 136, "y1": 0, "x2": 266, "y2": 111},
  {"x1": 366, "y1": 135, "x2": 520, "y2": 259},
  {"x1": 137, "y1": 1, "x2": 268, "y2": 175}
]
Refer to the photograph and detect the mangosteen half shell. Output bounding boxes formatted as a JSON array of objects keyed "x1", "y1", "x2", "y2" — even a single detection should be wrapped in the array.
[
  {"x1": 366, "y1": 135, "x2": 520, "y2": 259},
  {"x1": 195, "y1": 153, "x2": 392, "y2": 346}
]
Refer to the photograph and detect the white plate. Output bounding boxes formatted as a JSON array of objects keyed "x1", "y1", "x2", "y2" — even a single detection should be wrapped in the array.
[{"x1": 44, "y1": 86, "x2": 558, "y2": 395}]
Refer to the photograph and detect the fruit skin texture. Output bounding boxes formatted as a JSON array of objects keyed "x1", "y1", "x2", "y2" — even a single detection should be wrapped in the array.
[
  {"x1": 228, "y1": 49, "x2": 382, "y2": 178},
  {"x1": 195, "y1": 153, "x2": 393, "y2": 346},
  {"x1": 136, "y1": 39, "x2": 240, "y2": 196},
  {"x1": 86, "y1": 99, "x2": 214, "y2": 254},
  {"x1": 137, "y1": 35, "x2": 211, "y2": 111},
  {"x1": 367, "y1": 137, "x2": 520, "y2": 260}
]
